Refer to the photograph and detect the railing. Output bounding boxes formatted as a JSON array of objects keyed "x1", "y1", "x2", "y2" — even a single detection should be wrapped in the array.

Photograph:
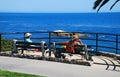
[{"x1": 0, "y1": 31, "x2": 120, "y2": 54}]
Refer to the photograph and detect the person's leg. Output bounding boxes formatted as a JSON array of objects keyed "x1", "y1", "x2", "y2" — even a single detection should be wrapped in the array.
[
  {"x1": 79, "y1": 51, "x2": 85, "y2": 60},
  {"x1": 81, "y1": 54, "x2": 85, "y2": 60}
]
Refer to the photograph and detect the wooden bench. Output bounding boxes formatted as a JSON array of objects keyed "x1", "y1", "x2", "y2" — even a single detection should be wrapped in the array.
[
  {"x1": 12, "y1": 40, "x2": 46, "y2": 57},
  {"x1": 52, "y1": 42, "x2": 93, "y2": 60}
]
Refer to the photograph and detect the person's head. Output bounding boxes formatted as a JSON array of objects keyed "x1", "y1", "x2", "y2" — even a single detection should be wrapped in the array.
[
  {"x1": 25, "y1": 33, "x2": 32, "y2": 38},
  {"x1": 72, "y1": 35, "x2": 79, "y2": 40}
]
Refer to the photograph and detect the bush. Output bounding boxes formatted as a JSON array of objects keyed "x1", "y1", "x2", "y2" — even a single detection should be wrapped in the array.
[{"x1": 1, "y1": 37, "x2": 13, "y2": 51}]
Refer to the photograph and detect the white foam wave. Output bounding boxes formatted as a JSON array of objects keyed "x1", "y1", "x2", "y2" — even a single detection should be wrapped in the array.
[{"x1": 70, "y1": 24, "x2": 120, "y2": 28}]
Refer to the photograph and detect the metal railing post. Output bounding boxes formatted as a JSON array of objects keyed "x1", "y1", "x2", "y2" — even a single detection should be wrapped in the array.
[
  {"x1": 49, "y1": 32, "x2": 51, "y2": 56},
  {"x1": 0, "y1": 34, "x2": 1, "y2": 52},
  {"x1": 24, "y1": 33, "x2": 26, "y2": 42},
  {"x1": 96, "y1": 33, "x2": 98, "y2": 54},
  {"x1": 22, "y1": 33, "x2": 26, "y2": 54},
  {"x1": 116, "y1": 34, "x2": 118, "y2": 54}
]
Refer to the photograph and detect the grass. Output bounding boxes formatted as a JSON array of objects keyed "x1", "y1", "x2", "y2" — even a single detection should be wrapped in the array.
[{"x1": 0, "y1": 70, "x2": 46, "y2": 77}]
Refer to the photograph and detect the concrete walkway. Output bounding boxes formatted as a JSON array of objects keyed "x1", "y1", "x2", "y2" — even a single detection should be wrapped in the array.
[
  {"x1": 92, "y1": 56, "x2": 120, "y2": 70},
  {"x1": 0, "y1": 56, "x2": 120, "y2": 77}
]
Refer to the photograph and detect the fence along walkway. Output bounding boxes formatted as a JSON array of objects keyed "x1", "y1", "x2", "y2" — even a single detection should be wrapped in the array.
[
  {"x1": 0, "y1": 31, "x2": 120, "y2": 70},
  {"x1": 92, "y1": 56, "x2": 120, "y2": 71},
  {"x1": 0, "y1": 31, "x2": 120, "y2": 54}
]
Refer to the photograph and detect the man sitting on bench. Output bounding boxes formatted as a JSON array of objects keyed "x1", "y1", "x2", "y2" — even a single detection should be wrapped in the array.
[
  {"x1": 24, "y1": 32, "x2": 39, "y2": 52},
  {"x1": 25, "y1": 33, "x2": 32, "y2": 43}
]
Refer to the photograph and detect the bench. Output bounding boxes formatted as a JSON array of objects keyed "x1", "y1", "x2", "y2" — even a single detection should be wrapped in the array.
[
  {"x1": 12, "y1": 40, "x2": 46, "y2": 57},
  {"x1": 52, "y1": 42, "x2": 93, "y2": 60}
]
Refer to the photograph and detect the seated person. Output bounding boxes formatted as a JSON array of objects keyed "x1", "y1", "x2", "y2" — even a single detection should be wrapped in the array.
[
  {"x1": 24, "y1": 33, "x2": 39, "y2": 52},
  {"x1": 66, "y1": 35, "x2": 85, "y2": 60},
  {"x1": 24, "y1": 33, "x2": 48, "y2": 53},
  {"x1": 66, "y1": 35, "x2": 82, "y2": 53},
  {"x1": 25, "y1": 33, "x2": 32, "y2": 43},
  {"x1": 56, "y1": 35, "x2": 85, "y2": 60}
]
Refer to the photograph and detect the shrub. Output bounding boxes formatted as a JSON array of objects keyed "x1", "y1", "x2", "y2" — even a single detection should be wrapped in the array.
[{"x1": 1, "y1": 37, "x2": 13, "y2": 51}]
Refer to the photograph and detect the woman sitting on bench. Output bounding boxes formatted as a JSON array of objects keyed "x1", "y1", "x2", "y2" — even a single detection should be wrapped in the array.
[{"x1": 66, "y1": 35, "x2": 85, "y2": 60}]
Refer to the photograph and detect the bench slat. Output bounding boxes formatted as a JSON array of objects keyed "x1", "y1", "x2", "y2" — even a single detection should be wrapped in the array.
[
  {"x1": 16, "y1": 41, "x2": 41, "y2": 45},
  {"x1": 16, "y1": 45, "x2": 41, "y2": 49}
]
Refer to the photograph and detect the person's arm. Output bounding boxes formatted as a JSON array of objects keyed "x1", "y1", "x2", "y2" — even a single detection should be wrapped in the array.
[
  {"x1": 79, "y1": 39, "x2": 83, "y2": 45},
  {"x1": 74, "y1": 39, "x2": 83, "y2": 45},
  {"x1": 56, "y1": 42, "x2": 68, "y2": 45},
  {"x1": 25, "y1": 38, "x2": 32, "y2": 43}
]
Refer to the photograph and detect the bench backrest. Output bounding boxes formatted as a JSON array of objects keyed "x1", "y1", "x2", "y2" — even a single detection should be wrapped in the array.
[
  {"x1": 16, "y1": 41, "x2": 42, "y2": 49},
  {"x1": 52, "y1": 42, "x2": 89, "y2": 60},
  {"x1": 12, "y1": 40, "x2": 46, "y2": 57}
]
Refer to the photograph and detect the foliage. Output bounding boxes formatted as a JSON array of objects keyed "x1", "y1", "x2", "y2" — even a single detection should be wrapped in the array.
[
  {"x1": 1, "y1": 37, "x2": 13, "y2": 51},
  {"x1": 0, "y1": 70, "x2": 46, "y2": 77},
  {"x1": 93, "y1": 0, "x2": 120, "y2": 12}
]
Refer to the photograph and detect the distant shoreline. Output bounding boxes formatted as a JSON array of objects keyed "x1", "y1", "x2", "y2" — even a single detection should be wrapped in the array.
[{"x1": 0, "y1": 12, "x2": 120, "y2": 14}]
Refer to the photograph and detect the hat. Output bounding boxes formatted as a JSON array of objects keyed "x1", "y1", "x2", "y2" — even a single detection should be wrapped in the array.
[
  {"x1": 73, "y1": 35, "x2": 79, "y2": 39},
  {"x1": 25, "y1": 33, "x2": 32, "y2": 37}
]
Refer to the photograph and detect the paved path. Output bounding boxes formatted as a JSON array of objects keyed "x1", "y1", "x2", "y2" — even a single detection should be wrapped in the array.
[
  {"x1": 92, "y1": 56, "x2": 120, "y2": 70},
  {"x1": 0, "y1": 56, "x2": 120, "y2": 77}
]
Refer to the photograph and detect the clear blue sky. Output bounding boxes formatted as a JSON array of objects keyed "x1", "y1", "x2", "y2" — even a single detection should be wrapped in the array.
[{"x1": 0, "y1": 0, "x2": 119, "y2": 13}]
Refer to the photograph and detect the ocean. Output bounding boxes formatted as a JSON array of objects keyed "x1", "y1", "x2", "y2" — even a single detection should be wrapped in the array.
[
  {"x1": 0, "y1": 12, "x2": 120, "y2": 34},
  {"x1": 0, "y1": 12, "x2": 120, "y2": 54}
]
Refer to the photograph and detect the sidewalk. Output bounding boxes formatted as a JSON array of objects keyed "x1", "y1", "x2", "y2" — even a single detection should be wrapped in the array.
[{"x1": 0, "y1": 56, "x2": 120, "y2": 77}]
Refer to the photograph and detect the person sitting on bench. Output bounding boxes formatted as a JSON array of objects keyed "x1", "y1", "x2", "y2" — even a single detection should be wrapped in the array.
[
  {"x1": 25, "y1": 33, "x2": 48, "y2": 53},
  {"x1": 25, "y1": 32, "x2": 39, "y2": 52},
  {"x1": 25, "y1": 32, "x2": 32, "y2": 42},
  {"x1": 66, "y1": 35, "x2": 85, "y2": 60}
]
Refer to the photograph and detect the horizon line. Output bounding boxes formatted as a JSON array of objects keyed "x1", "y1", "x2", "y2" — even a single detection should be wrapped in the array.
[{"x1": 0, "y1": 11, "x2": 120, "y2": 14}]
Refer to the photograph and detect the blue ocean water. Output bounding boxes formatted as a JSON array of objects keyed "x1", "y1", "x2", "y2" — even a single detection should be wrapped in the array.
[
  {"x1": 0, "y1": 12, "x2": 120, "y2": 34},
  {"x1": 0, "y1": 13, "x2": 120, "y2": 54}
]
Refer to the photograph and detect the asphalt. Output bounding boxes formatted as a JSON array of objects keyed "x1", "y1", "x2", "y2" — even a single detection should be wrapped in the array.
[{"x1": 0, "y1": 56, "x2": 120, "y2": 77}]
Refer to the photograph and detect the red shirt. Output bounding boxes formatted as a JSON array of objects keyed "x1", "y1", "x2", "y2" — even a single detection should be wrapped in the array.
[{"x1": 66, "y1": 39, "x2": 82, "y2": 53}]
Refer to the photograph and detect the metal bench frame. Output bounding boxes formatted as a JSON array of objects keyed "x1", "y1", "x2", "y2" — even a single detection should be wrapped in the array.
[
  {"x1": 52, "y1": 42, "x2": 92, "y2": 60},
  {"x1": 12, "y1": 40, "x2": 45, "y2": 57}
]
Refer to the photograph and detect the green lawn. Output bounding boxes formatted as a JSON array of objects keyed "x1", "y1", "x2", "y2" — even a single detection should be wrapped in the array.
[{"x1": 0, "y1": 70, "x2": 46, "y2": 77}]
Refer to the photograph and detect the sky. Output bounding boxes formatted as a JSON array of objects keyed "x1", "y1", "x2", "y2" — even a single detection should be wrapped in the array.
[{"x1": 0, "y1": 0, "x2": 120, "y2": 13}]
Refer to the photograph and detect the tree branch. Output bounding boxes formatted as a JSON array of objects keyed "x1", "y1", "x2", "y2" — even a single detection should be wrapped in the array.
[
  {"x1": 110, "y1": 0, "x2": 120, "y2": 10},
  {"x1": 97, "y1": 0, "x2": 109, "y2": 12},
  {"x1": 93, "y1": 0, "x2": 103, "y2": 9}
]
